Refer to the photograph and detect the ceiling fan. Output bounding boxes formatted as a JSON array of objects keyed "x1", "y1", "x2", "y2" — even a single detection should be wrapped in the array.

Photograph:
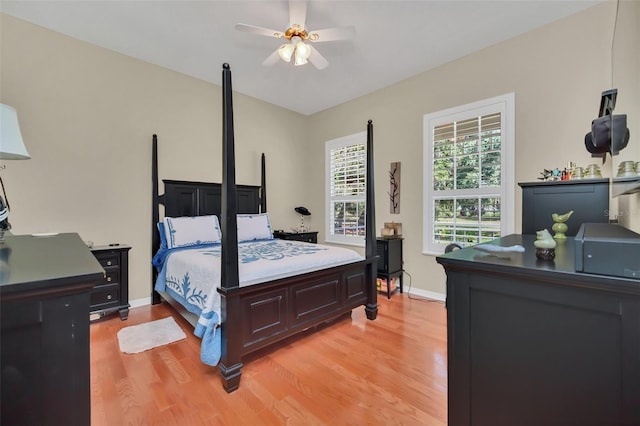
[{"x1": 235, "y1": 0, "x2": 355, "y2": 70}]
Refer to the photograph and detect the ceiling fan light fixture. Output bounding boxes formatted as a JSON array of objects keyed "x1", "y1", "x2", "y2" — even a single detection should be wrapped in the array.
[
  {"x1": 278, "y1": 43, "x2": 294, "y2": 62},
  {"x1": 293, "y1": 55, "x2": 308, "y2": 66},
  {"x1": 295, "y1": 41, "x2": 311, "y2": 60}
]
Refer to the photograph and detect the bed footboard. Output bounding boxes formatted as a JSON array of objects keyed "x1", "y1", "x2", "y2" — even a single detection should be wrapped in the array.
[{"x1": 217, "y1": 258, "x2": 375, "y2": 392}]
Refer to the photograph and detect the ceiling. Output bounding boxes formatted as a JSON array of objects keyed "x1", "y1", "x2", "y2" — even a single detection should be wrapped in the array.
[{"x1": 1, "y1": 0, "x2": 602, "y2": 116}]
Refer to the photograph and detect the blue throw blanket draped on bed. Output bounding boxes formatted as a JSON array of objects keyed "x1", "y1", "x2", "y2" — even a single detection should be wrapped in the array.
[{"x1": 196, "y1": 311, "x2": 221, "y2": 366}]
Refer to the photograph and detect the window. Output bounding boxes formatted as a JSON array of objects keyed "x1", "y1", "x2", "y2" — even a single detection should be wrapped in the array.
[
  {"x1": 423, "y1": 93, "x2": 515, "y2": 254},
  {"x1": 325, "y1": 131, "x2": 366, "y2": 246}
]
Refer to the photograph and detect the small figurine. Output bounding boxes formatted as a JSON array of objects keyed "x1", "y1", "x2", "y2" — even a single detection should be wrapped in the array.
[
  {"x1": 473, "y1": 243, "x2": 525, "y2": 259},
  {"x1": 551, "y1": 210, "x2": 573, "y2": 240},
  {"x1": 534, "y1": 229, "x2": 556, "y2": 260}
]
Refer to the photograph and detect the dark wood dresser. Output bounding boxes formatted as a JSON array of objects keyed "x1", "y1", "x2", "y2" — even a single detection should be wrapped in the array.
[
  {"x1": 437, "y1": 234, "x2": 640, "y2": 426},
  {"x1": 518, "y1": 178, "x2": 609, "y2": 236},
  {"x1": 0, "y1": 233, "x2": 104, "y2": 426}
]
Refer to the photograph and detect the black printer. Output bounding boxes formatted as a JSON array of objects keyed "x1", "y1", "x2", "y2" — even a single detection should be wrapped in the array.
[{"x1": 575, "y1": 223, "x2": 640, "y2": 279}]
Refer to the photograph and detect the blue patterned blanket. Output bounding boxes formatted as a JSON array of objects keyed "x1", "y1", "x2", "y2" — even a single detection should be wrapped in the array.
[{"x1": 153, "y1": 239, "x2": 363, "y2": 365}]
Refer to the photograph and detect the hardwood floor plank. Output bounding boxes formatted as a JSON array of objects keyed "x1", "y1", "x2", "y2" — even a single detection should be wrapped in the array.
[{"x1": 90, "y1": 294, "x2": 447, "y2": 425}]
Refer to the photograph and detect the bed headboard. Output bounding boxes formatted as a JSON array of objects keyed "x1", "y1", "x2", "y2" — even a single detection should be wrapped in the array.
[
  {"x1": 162, "y1": 180, "x2": 261, "y2": 217},
  {"x1": 151, "y1": 133, "x2": 266, "y2": 303}
]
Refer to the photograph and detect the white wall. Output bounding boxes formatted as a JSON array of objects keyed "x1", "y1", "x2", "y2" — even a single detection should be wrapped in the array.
[
  {"x1": 2, "y1": 0, "x2": 638, "y2": 302},
  {"x1": 306, "y1": 0, "x2": 639, "y2": 296},
  {"x1": 0, "y1": 13, "x2": 309, "y2": 302}
]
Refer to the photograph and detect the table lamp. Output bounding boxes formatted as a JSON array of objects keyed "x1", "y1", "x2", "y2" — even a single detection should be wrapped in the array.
[
  {"x1": 1, "y1": 103, "x2": 31, "y2": 240},
  {"x1": 295, "y1": 206, "x2": 311, "y2": 232}
]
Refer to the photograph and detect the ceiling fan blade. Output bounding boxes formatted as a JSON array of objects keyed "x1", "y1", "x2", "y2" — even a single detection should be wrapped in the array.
[
  {"x1": 235, "y1": 23, "x2": 284, "y2": 39},
  {"x1": 262, "y1": 49, "x2": 281, "y2": 66},
  {"x1": 288, "y1": 0, "x2": 307, "y2": 29},
  {"x1": 309, "y1": 45, "x2": 329, "y2": 70},
  {"x1": 308, "y1": 26, "x2": 356, "y2": 42}
]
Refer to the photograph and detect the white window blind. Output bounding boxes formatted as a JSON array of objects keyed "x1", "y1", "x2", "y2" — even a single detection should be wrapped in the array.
[
  {"x1": 424, "y1": 93, "x2": 515, "y2": 254},
  {"x1": 325, "y1": 132, "x2": 366, "y2": 246}
]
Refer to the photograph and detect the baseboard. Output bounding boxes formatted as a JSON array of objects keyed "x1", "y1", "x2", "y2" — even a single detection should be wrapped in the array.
[
  {"x1": 130, "y1": 297, "x2": 152, "y2": 308},
  {"x1": 405, "y1": 287, "x2": 446, "y2": 302}
]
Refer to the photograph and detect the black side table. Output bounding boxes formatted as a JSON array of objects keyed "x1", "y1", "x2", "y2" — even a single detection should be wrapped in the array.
[
  {"x1": 376, "y1": 238, "x2": 403, "y2": 299},
  {"x1": 90, "y1": 244, "x2": 131, "y2": 320}
]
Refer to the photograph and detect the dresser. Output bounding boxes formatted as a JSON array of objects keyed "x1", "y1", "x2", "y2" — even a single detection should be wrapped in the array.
[
  {"x1": 437, "y1": 234, "x2": 640, "y2": 425},
  {"x1": 273, "y1": 230, "x2": 318, "y2": 243},
  {"x1": 518, "y1": 178, "x2": 609, "y2": 236},
  {"x1": 0, "y1": 233, "x2": 104, "y2": 426},
  {"x1": 90, "y1": 244, "x2": 131, "y2": 320}
]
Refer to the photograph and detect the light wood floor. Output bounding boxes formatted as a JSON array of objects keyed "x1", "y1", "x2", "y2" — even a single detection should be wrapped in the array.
[{"x1": 90, "y1": 293, "x2": 447, "y2": 425}]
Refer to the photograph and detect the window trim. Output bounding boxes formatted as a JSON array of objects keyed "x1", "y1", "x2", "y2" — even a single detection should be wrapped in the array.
[
  {"x1": 325, "y1": 131, "x2": 366, "y2": 247},
  {"x1": 422, "y1": 93, "x2": 515, "y2": 255}
]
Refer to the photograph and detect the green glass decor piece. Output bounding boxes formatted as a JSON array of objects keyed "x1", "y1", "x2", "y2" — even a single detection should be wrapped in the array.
[{"x1": 551, "y1": 210, "x2": 574, "y2": 240}]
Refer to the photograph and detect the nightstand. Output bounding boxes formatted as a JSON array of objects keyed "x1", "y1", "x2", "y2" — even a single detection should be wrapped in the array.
[
  {"x1": 376, "y1": 238, "x2": 403, "y2": 299},
  {"x1": 90, "y1": 244, "x2": 131, "y2": 320},
  {"x1": 273, "y1": 230, "x2": 318, "y2": 243}
]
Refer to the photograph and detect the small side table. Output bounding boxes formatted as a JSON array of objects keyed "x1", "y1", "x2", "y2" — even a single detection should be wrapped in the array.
[
  {"x1": 90, "y1": 244, "x2": 131, "y2": 320},
  {"x1": 376, "y1": 238, "x2": 403, "y2": 299},
  {"x1": 273, "y1": 231, "x2": 318, "y2": 244}
]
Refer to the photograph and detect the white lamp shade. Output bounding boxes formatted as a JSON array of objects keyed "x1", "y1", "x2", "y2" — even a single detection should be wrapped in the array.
[
  {"x1": 278, "y1": 43, "x2": 295, "y2": 63},
  {"x1": 296, "y1": 42, "x2": 311, "y2": 60},
  {"x1": 0, "y1": 103, "x2": 30, "y2": 160}
]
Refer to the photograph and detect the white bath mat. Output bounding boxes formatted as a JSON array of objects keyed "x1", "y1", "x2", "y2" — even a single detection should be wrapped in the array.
[{"x1": 117, "y1": 317, "x2": 187, "y2": 354}]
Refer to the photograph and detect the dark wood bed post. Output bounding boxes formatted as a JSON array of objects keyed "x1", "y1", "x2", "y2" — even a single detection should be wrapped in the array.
[
  {"x1": 218, "y1": 63, "x2": 244, "y2": 392},
  {"x1": 260, "y1": 153, "x2": 267, "y2": 213},
  {"x1": 364, "y1": 120, "x2": 379, "y2": 320},
  {"x1": 151, "y1": 134, "x2": 163, "y2": 305}
]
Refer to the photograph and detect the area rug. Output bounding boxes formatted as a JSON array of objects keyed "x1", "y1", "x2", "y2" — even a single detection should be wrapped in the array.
[{"x1": 117, "y1": 317, "x2": 187, "y2": 354}]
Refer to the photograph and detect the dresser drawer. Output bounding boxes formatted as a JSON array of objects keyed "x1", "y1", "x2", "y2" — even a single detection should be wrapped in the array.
[{"x1": 90, "y1": 284, "x2": 120, "y2": 307}]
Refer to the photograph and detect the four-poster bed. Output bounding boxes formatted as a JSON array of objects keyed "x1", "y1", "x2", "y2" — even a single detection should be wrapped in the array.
[{"x1": 151, "y1": 63, "x2": 378, "y2": 393}]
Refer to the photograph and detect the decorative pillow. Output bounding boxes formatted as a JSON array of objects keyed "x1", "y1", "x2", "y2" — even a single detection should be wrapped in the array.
[
  {"x1": 237, "y1": 213, "x2": 274, "y2": 242},
  {"x1": 162, "y1": 215, "x2": 222, "y2": 249}
]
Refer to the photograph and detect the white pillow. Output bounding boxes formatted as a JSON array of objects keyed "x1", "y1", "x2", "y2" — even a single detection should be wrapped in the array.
[
  {"x1": 237, "y1": 213, "x2": 274, "y2": 242},
  {"x1": 163, "y1": 215, "x2": 222, "y2": 249}
]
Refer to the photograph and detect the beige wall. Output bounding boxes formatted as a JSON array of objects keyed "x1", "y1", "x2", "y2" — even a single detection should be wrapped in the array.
[
  {"x1": 2, "y1": 0, "x2": 638, "y2": 302},
  {"x1": 307, "y1": 0, "x2": 639, "y2": 297},
  {"x1": 609, "y1": 0, "x2": 640, "y2": 231},
  {"x1": 0, "y1": 13, "x2": 309, "y2": 302}
]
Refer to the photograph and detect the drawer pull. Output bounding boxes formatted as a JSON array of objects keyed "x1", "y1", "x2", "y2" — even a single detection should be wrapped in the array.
[
  {"x1": 107, "y1": 294, "x2": 112, "y2": 300},
  {"x1": 107, "y1": 277, "x2": 112, "y2": 282},
  {"x1": 106, "y1": 260, "x2": 112, "y2": 266}
]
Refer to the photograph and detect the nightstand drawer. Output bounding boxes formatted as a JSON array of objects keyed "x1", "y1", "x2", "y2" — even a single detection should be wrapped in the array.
[
  {"x1": 90, "y1": 284, "x2": 120, "y2": 307},
  {"x1": 93, "y1": 252, "x2": 120, "y2": 268},
  {"x1": 95, "y1": 269, "x2": 120, "y2": 287}
]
